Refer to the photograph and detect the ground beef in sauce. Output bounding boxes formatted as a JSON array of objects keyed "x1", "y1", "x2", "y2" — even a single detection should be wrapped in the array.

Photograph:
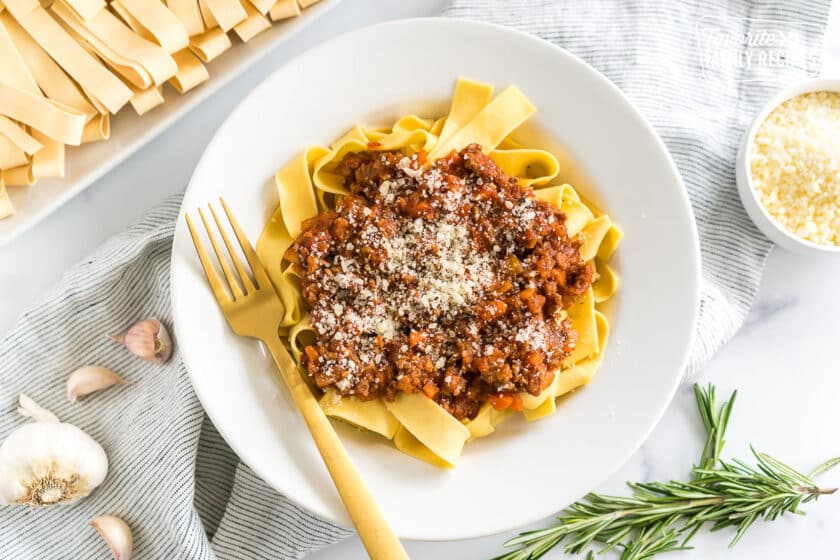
[{"x1": 286, "y1": 144, "x2": 593, "y2": 420}]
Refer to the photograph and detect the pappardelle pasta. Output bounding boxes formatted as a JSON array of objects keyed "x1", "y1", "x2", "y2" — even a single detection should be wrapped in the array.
[
  {"x1": 257, "y1": 79, "x2": 622, "y2": 468},
  {"x1": 0, "y1": 0, "x2": 325, "y2": 219}
]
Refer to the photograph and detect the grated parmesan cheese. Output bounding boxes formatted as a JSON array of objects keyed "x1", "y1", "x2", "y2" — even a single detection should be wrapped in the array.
[
  {"x1": 296, "y1": 145, "x2": 587, "y2": 402},
  {"x1": 750, "y1": 91, "x2": 840, "y2": 246}
]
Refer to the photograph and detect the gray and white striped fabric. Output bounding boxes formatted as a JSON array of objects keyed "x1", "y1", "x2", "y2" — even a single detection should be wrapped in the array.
[{"x1": 0, "y1": 1, "x2": 831, "y2": 559}]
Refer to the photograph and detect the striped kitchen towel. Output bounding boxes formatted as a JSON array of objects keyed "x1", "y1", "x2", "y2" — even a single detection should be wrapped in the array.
[{"x1": 0, "y1": 1, "x2": 832, "y2": 559}]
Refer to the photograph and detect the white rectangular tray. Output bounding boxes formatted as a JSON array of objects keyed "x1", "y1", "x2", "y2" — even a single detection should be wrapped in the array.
[{"x1": 0, "y1": 0, "x2": 339, "y2": 247}]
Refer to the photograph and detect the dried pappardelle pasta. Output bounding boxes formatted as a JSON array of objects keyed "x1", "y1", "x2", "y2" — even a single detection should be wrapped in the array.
[
  {"x1": 257, "y1": 79, "x2": 622, "y2": 468},
  {"x1": 0, "y1": 0, "x2": 323, "y2": 219}
]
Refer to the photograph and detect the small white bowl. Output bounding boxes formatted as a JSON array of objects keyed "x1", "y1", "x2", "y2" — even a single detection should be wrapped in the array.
[{"x1": 736, "y1": 78, "x2": 840, "y2": 257}]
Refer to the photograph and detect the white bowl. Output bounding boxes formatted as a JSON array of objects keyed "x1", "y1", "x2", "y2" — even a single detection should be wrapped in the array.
[
  {"x1": 736, "y1": 78, "x2": 840, "y2": 257},
  {"x1": 171, "y1": 18, "x2": 701, "y2": 540}
]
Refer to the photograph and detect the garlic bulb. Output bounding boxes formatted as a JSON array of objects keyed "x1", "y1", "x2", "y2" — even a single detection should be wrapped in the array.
[
  {"x1": 110, "y1": 318, "x2": 172, "y2": 364},
  {"x1": 0, "y1": 394, "x2": 108, "y2": 507},
  {"x1": 91, "y1": 515, "x2": 133, "y2": 560},
  {"x1": 66, "y1": 365, "x2": 128, "y2": 402}
]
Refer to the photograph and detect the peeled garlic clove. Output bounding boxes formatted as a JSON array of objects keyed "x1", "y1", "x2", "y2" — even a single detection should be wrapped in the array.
[
  {"x1": 0, "y1": 394, "x2": 108, "y2": 507},
  {"x1": 67, "y1": 366, "x2": 128, "y2": 402},
  {"x1": 17, "y1": 393, "x2": 59, "y2": 422},
  {"x1": 91, "y1": 515, "x2": 133, "y2": 560},
  {"x1": 110, "y1": 318, "x2": 172, "y2": 364}
]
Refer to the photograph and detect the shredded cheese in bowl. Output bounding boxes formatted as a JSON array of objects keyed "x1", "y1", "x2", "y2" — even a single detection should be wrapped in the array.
[{"x1": 749, "y1": 91, "x2": 840, "y2": 246}]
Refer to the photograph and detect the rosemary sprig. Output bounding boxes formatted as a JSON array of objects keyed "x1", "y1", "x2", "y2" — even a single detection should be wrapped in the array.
[
  {"x1": 692, "y1": 383, "x2": 734, "y2": 471},
  {"x1": 493, "y1": 384, "x2": 839, "y2": 560}
]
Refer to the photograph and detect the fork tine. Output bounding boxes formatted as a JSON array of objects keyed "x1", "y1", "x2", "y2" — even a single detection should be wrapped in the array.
[
  {"x1": 219, "y1": 197, "x2": 272, "y2": 290},
  {"x1": 209, "y1": 203, "x2": 256, "y2": 294},
  {"x1": 198, "y1": 207, "x2": 245, "y2": 300},
  {"x1": 185, "y1": 213, "x2": 232, "y2": 306}
]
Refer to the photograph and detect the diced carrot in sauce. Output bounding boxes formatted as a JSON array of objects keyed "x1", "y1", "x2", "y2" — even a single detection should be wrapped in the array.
[
  {"x1": 510, "y1": 393, "x2": 524, "y2": 412},
  {"x1": 474, "y1": 357, "x2": 491, "y2": 374},
  {"x1": 330, "y1": 217, "x2": 350, "y2": 240},
  {"x1": 406, "y1": 201, "x2": 431, "y2": 217},
  {"x1": 479, "y1": 300, "x2": 508, "y2": 321},
  {"x1": 526, "y1": 351, "x2": 543, "y2": 368},
  {"x1": 409, "y1": 330, "x2": 425, "y2": 347},
  {"x1": 489, "y1": 394, "x2": 514, "y2": 411},
  {"x1": 422, "y1": 382, "x2": 439, "y2": 399}
]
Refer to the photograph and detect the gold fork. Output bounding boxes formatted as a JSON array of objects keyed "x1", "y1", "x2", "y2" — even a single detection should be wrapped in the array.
[{"x1": 186, "y1": 198, "x2": 408, "y2": 560}]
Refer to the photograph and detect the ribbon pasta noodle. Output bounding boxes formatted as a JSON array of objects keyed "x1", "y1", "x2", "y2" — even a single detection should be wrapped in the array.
[
  {"x1": 258, "y1": 79, "x2": 623, "y2": 469},
  {"x1": 0, "y1": 0, "x2": 325, "y2": 219}
]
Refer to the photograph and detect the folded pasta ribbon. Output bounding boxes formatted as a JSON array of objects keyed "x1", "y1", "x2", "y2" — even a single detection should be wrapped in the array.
[
  {"x1": 189, "y1": 27, "x2": 231, "y2": 62},
  {"x1": 0, "y1": 11, "x2": 69, "y2": 182},
  {"x1": 198, "y1": 0, "x2": 247, "y2": 32},
  {"x1": 247, "y1": 0, "x2": 275, "y2": 15},
  {"x1": 320, "y1": 390, "x2": 400, "y2": 440},
  {"x1": 0, "y1": 138, "x2": 28, "y2": 171},
  {"x1": 268, "y1": 0, "x2": 299, "y2": 21},
  {"x1": 3, "y1": 0, "x2": 133, "y2": 113},
  {"x1": 51, "y1": 1, "x2": 178, "y2": 89},
  {"x1": 0, "y1": 83, "x2": 86, "y2": 145},
  {"x1": 165, "y1": 0, "x2": 205, "y2": 36},
  {"x1": 128, "y1": 84, "x2": 164, "y2": 116},
  {"x1": 386, "y1": 393, "x2": 471, "y2": 468},
  {"x1": 30, "y1": 130, "x2": 65, "y2": 180},
  {"x1": 111, "y1": 0, "x2": 190, "y2": 54},
  {"x1": 169, "y1": 49, "x2": 209, "y2": 94},
  {"x1": 62, "y1": 0, "x2": 105, "y2": 21},
  {"x1": 1, "y1": 12, "x2": 100, "y2": 125},
  {"x1": 232, "y1": 2, "x2": 270, "y2": 42},
  {"x1": 0, "y1": 116, "x2": 41, "y2": 155},
  {"x1": 426, "y1": 85, "x2": 536, "y2": 161}
]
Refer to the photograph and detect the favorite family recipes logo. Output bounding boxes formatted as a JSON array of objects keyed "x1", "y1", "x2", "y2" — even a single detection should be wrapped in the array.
[{"x1": 696, "y1": 17, "x2": 822, "y2": 80}]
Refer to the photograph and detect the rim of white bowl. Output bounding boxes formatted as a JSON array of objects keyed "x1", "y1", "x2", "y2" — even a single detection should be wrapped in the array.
[{"x1": 741, "y1": 78, "x2": 840, "y2": 254}]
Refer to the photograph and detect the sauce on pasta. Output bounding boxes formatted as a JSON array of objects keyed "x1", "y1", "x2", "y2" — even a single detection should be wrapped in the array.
[
  {"x1": 287, "y1": 144, "x2": 593, "y2": 420},
  {"x1": 258, "y1": 78, "x2": 622, "y2": 467}
]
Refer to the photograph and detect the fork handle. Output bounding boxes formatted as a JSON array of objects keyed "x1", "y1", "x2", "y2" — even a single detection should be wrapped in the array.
[{"x1": 263, "y1": 335, "x2": 409, "y2": 560}]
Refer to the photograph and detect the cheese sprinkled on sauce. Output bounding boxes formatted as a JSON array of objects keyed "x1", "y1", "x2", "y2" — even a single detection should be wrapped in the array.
[{"x1": 290, "y1": 145, "x2": 591, "y2": 419}]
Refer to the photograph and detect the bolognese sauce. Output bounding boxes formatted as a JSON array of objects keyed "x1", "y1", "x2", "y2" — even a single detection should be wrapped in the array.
[{"x1": 286, "y1": 144, "x2": 593, "y2": 420}]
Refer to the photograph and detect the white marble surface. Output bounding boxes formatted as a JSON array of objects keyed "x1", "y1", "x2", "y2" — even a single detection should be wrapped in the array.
[{"x1": 2, "y1": 1, "x2": 840, "y2": 559}]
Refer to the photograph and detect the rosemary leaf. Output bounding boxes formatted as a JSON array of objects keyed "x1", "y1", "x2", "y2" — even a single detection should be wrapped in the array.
[
  {"x1": 810, "y1": 456, "x2": 840, "y2": 478},
  {"x1": 493, "y1": 384, "x2": 838, "y2": 560}
]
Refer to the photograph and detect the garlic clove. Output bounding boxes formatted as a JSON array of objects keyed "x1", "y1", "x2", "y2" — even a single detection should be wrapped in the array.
[
  {"x1": 0, "y1": 395, "x2": 108, "y2": 507},
  {"x1": 66, "y1": 366, "x2": 128, "y2": 402},
  {"x1": 110, "y1": 318, "x2": 172, "y2": 364},
  {"x1": 91, "y1": 515, "x2": 133, "y2": 560},
  {"x1": 17, "y1": 393, "x2": 59, "y2": 422}
]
